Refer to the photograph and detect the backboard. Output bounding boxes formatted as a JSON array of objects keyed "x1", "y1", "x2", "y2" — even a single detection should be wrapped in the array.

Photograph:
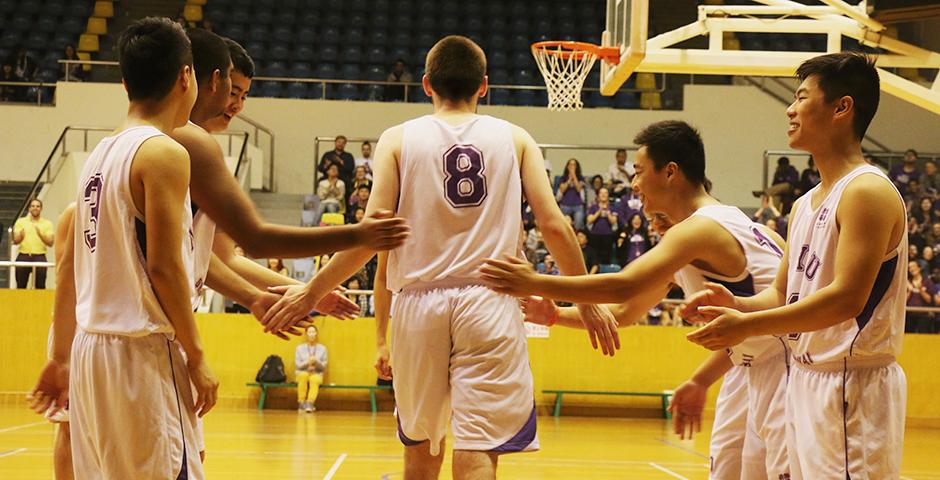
[{"x1": 600, "y1": 0, "x2": 649, "y2": 95}]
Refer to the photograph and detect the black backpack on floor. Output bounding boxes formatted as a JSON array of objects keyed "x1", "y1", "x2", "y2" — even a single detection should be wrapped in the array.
[{"x1": 255, "y1": 355, "x2": 287, "y2": 383}]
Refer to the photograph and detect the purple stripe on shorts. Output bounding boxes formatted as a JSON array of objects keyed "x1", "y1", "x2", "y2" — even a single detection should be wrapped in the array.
[
  {"x1": 397, "y1": 416, "x2": 425, "y2": 446},
  {"x1": 490, "y1": 404, "x2": 537, "y2": 453}
]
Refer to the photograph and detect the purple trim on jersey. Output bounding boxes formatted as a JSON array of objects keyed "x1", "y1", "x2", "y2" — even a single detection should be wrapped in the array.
[
  {"x1": 854, "y1": 255, "x2": 898, "y2": 333},
  {"x1": 135, "y1": 217, "x2": 148, "y2": 260},
  {"x1": 175, "y1": 451, "x2": 188, "y2": 480},
  {"x1": 703, "y1": 274, "x2": 756, "y2": 297},
  {"x1": 490, "y1": 404, "x2": 537, "y2": 453},
  {"x1": 397, "y1": 417, "x2": 425, "y2": 446}
]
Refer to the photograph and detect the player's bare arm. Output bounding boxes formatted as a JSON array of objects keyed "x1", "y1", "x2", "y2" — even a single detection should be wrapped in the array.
[
  {"x1": 211, "y1": 230, "x2": 358, "y2": 319},
  {"x1": 670, "y1": 351, "x2": 733, "y2": 439},
  {"x1": 29, "y1": 203, "x2": 77, "y2": 416},
  {"x1": 509, "y1": 123, "x2": 620, "y2": 355},
  {"x1": 262, "y1": 125, "x2": 409, "y2": 332},
  {"x1": 131, "y1": 136, "x2": 218, "y2": 417},
  {"x1": 689, "y1": 175, "x2": 905, "y2": 350},
  {"x1": 523, "y1": 281, "x2": 671, "y2": 329},
  {"x1": 174, "y1": 123, "x2": 409, "y2": 258},
  {"x1": 374, "y1": 252, "x2": 392, "y2": 380}
]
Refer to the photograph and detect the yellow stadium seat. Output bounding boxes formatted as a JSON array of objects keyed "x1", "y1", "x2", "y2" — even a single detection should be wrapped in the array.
[
  {"x1": 640, "y1": 92, "x2": 662, "y2": 110},
  {"x1": 86, "y1": 17, "x2": 107, "y2": 35},
  {"x1": 93, "y1": 1, "x2": 114, "y2": 18},
  {"x1": 636, "y1": 72, "x2": 656, "y2": 91},
  {"x1": 77, "y1": 52, "x2": 92, "y2": 72},
  {"x1": 187, "y1": 0, "x2": 207, "y2": 5},
  {"x1": 78, "y1": 34, "x2": 99, "y2": 53},
  {"x1": 184, "y1": 5, "x2": 203, "y2": 22},
  {"x1": 319, "y1": 213, "x2": 345, "y2": 226}
]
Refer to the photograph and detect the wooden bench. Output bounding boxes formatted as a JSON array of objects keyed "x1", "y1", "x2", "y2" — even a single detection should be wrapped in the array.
[
  {"x1": 543, "y1": 389, "x2": 673, "y2": 418},
  {"x1": 246, "y1": 382, "x2": 392, "y2": 412}
]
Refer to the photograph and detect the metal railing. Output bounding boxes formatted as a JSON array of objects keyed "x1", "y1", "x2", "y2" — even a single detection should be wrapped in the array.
[
  {"x1": 230, "y1": 113, "x2": 276, "y2": 191},
  {"x1": 760, "y1": 149, "x2": 940, "y2": 191},
  {"x1": 0, "y1": 80, "x2": 55, "y2": 106}
]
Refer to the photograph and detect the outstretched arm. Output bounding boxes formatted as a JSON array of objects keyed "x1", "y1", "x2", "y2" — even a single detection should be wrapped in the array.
[
  {"x1": 524, "y1": 281, "x2": 671, "y2": 330},
  {"x1": 374, "y1": 253, "x2": 393, "y2": 380}
]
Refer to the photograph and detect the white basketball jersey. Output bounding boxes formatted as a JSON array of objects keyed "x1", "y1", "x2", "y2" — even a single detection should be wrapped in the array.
[
  {"x1": 786, "y1": 165, "x2": 907, "y2": 366},
  {"x1": 674, "y1": 205, "x2": 786, "y2": 366},
  {"x1": 190, "y1": 208, "x2": 215, "y2": 309},
  {"x1": 74, "y1": 126, "x2": 195, "y2": 336},
  {"x1": 388, "y1": 114, "x2": 521, "y2": 292}
]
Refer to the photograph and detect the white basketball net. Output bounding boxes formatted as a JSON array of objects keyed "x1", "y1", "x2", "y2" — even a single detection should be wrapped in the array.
[{"x1": 532, "y1": 44, "x2": 598, "y2": 111}]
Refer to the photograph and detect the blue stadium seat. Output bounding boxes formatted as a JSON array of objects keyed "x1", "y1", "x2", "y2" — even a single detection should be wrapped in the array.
[
  {"x1": 324, "y1": 13, "x2": 343, "y2": 26},
  {"x1": 513, "y1": 89, "x2": 537, "y2": 106},
  {"x1": 350, "y1": 0, "x2": 369, "y2": 12},
  {"x1": 255, "y1": 10, "x2": 274, "y2": 25},
  {"x1": 315, "y1": 63, "x2": 337, "y2": 79},
  {"x1": 9, "y1": 13, "x2": 32, "y2": 32},
  {"x1": 346, "y1": 28, "x2": 365, "y2": 46},
  {"x1": 0, "y1": 0, "x2": 15, "y2": 14},
  {"x1": 247, "y1": 25, "x2": 269, "y2": 43},
  {"x1": 272, "y1": 26, "x2": 292, "y2": 43},
  {"x1": 36, "y1": 16, "x2": 58, "y2": 33},
  {"x1": 343, "y1": 46, "x2": 363, "y2": 64},
  {"x1": 416, "y1": 32, "x2": 436, "y2": 51},
  {"x1": 320, "y1": 27, "x2": 340, "y2": 46},
  {"x1": 467, "y1": 17, "x2": 483, "y2": 34},
  {"x1": 373, "y1": 13, "x2": 389, "y2": 28},
  {"x1": 299, "y1": 12, "x2": 318, "y2": 27},
  {"x1": 254, "y1": 0, "x2": 278, "y2": 9},
  {"x1": 290, "y1": 62, "x2": 313, "y2": 78},
  {"x1": 338, "y1": 83, "x2": 360, "y2": 101},
  {"x1": 488, "y1": 89, "x2": 510, "y2": 105},
  {"x1": 294, "y1": 45, "x2": 315, "y2": 62},
  {"x1": 367, "y1": 46, "x2": 387, "y2": 62},
  {"x1": 51, "y1": 33, "x2": 73, "y2": 51},
  {"x1": 509, "y1": 3, "x2": 527, "y2": 18},
  {"x1": 598, "y1": 264, "x2": 621, "y2": 274},
  {"x1": 557, "y1": 4, "x2": 575, "y2": 19},
  {"x1": 614, "y1": 92, "x2": 639, "y2": 109},
  {"x1": 389, "y1": 46, "x2": 410, "y2": 62},
  {"x1": 441, "y1": 17, "x2": 459, "y2": 34},
  {"x1": 364, "y1": 84, "x2": 384, "y2": 101},
  {"x1": 320, "y1": 45, "x2": 339, "y2": 63},
  {"x1": 41, "y1": 51, "x2": 60, "y2": 71},
  {"x1": 246, "y1": 41, "x2": 265, "y2": 62},
  {"x1": 412, "y1": 87, "x2": 431, "y2": 103},
  {"x1": 368, "y1": 30, "x2": 388, "y2": 47},
  {"x1": 391, "y1": 31, "x2": 411, "y2": 48},
  {"x1": 21, "y1": 0, "x2": 42, "y2": 15},
  {"x1": 25, "y1": 32, "x2": 47, "y2": 51},
  {"x1": 365, "y1": 65, "x2": 384, "y2": 81},
  {"x1": 559, "y1": 19, "x2": 577, "y2": 36},
  {"x1": 791, "y1": 36, "x2": 814, "y2": 52},
  {"x1": 269, "y1": 43, "x2": 290, "y2": 61},
  {"x1": 275, "y1": 11, "x2": 296, "y2": 27},
  {"x1": 0, "y1": 31, "x2": 19, "y2": 49},
  {"x1": 511, "y1": 51, "x2": 533, "y2": 69},
  {"x1": 224, "y1": 24, "x2": 246, "y2": 42},
  {"x1": 286, "y1": 82, "x2": 308, "y2": 99},
  {"x1": 264, "y1": 61, "x2": 287, "y2": 78},
  {"x1": 393, "y1": 14, "x2": 413, "y2": 31},
  {"x1": 587, "y1": 91, "x2": 613, "y2": 108},
  {"x1": 490, "y1": 17, "x2": 509, "y2": 35},
  {"x1": 308, "y1": 83, "x2": 328, "y2": 100},
  {"x1": 259, "y1": 82, "x2": 284, "y2": 98},
  {"x1": 231, "y1": 8, "x2": 251, "y2": 25},
  {"x1": 326, "y1": 0, "x2": 343, "y2": 12},
  {"x1": 533, "y1": 4, "x2": 551, "y2": 19},
  {"x1": 513, "y1": 69, "x2": 535, "y2": 86},
  {"x1": 510, "y1": 34, "x2": 529, "y2": 52},
  {"x1": 59, "y1": 18, "x2": 82, "y2": 35},
  {"x1": 490, "y1": 51, "x2": 508, "y2": 69},
  {"x1": 296, "y1": 27, "x2": 316, "y2": 45},
  {"x1": 340, "y1": 63, "x2": 361, "y2": 80},
  {"x1": 511, "y1": 18, "x2": 530, "y2": 35},
  {"x1": 417, "y1": 16, "x2": 435, "y2": 32},
  {"x1": 488, "y1": 68, "x2": 509, "y2": 85},
  {"x1": 38, "y1": 69, "x2": 58, "y2": 83}
]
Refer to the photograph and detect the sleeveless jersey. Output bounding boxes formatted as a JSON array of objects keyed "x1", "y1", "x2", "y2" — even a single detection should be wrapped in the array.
[
  {"x1": 673, "y1": 205, "x2": 786, "y2": 366},
  {"x1": 388, "y1": 114, "x2": 521, "y2": 292},
  {"x1": 74, "y1": 126, "x2": 195, "y2": 336},
  {"x1": 190, "y1": 207, "x2": 215, "y2": 308},
  {"x1": 785, "y1": 165, "x2": 907, "y2": 366}
]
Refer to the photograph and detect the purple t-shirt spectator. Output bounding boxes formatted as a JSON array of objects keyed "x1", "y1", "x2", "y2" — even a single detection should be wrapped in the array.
[
  {"x1": 615, "y1": 194, "x2": 644, "y2": 229},
  {"x1": 907, "y1": 276, "x2": 935, "y2": 307},
  {"x1": 890, "y1": 163, "x2": 921, "y2": 195},
  {"x1": 588, "y1": 204, "x2": 616, "y2": 235},
  {"x1": 625, "y1": 231, "x2": 650, "y2": 263},
  {"x1": 773, "y1": 165, "x2": 799, "y2": 186}
]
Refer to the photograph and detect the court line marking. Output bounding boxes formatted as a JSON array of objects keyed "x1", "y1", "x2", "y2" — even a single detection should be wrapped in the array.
[
  {"x1": 649, "y1": 462, "x2": 690, "y2": 480},
  {"x1": 901, "y1": 476, "x2": 916, "y2": 480},
  {"x1": 323, "y1": 453, "x2": 347, "y2": 480},
  {"x1": 655, "y1": 437, "x2": 710, "y2": 459},
  {"x1": 0, "y1": 421, "x2": 47, "y2": 434},
  {"x1": 0, "y1": 448, "x2": 27, "y2": 458}
]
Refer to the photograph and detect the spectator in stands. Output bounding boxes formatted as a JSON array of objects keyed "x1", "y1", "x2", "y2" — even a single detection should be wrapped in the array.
[
  {"x1": 587, "y1": 187, "x2": 618, "y2": 263},
  {"x1": 890, "y1": 149, "x2": 921, "y2": 197},
  {"x1": 348, "y1": 185, "x2": 371, "y2": 221},
  {"x1": 200, "y1": 18, "x2": 215, "y2": 33},
  {"x1": 267, "y1": 258, "x2": 289, "y2": 276},
  {"x1": 348, "y1": 167, "x2": 372, "y2": 204},
  {"x1": 617, "y1": 213, "x2": 652, "y2": 266},
  {"x1": 906, "y1": 260, "x2": 937, "y2": 333},
  {"x1": 295, "y1": 325, "x2": 328, "y2": 413},
  {"x1": 905, "y1": 178, "x2": 926, "y2": 205},
  {"x1": 913, "y1": 197, "x2": 935, "y2": 228},
  {"x1": 316, "y1": 163, "x2": 346, "y2": 217},
  {"x1": 796, "y1": 157, "x2": 820, "y2": 196},
  {"x1": 356, "y1": 142, "x2": 374, "y2": 179},
  {"x1": 537, "y1": 254, "x2": 560, "y2": 275},
  {"x1": 585, "y1": 175, "x2": 604, "y2": 207},
  {"x1": 921, "y1": 246, "x2": 938, "y2": 272},
  {"x1": 615, "y1": 189, "x2": 644, "y2": 230},
  {"x1": 318, "y1": 135, "x2": 356, "y2": 185},
  {"x1": 525, "y1": 222, "x2": 546, "y2": 262},
  {"x1": 753, "y1": 156, "x2": 799, "y2": 210},
  {"x1": 764, "y1": 218, "x2": 780, "y2": 237},
  {"x1": 607, "y1": 148, "x2": 634, "y2": 198},
  {"x1": 752, "y1": 194, "x2": 781, "y2": 225},
  {"x1": 385, "y1": 58, "x2": 413, "y2": 101},
  {"x1": 0, "y1": 62, "x2": 19, "y2": 101},
  {"x1": 554, "y1": 158, "x2": 587, "y2": 230},
  {"x1": 910, "y1": 217, "x2": 927, "y2": 250},
  {"x1": 13, "y1": 199, "x2": 54, "y2": 289},
  {"x1": 351, "y1": 206, "x2": 366, "y2": 224},
  {"x1": 577, "y1": 230, "x2": 599, "y2": 274},
  {"x1": 345, "y1": 278, "x2": 371, "y2": 316},
  {"x1": 61, "y1": 44, "x2": 86, "y2": 81},
  {"x1": 11, "y1": 46, "x2": 37, "y2": 82},
  {"x1": 921, "y1": 160, "x2": 940, "y2": 195},
  {"x1": 926, "y1": 222, "x2": 940, "y2": 251}
]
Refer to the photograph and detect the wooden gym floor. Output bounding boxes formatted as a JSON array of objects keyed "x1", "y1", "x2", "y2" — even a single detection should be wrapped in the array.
[{"x1": 1, "y1": 405, "x2": 939, "y2": 479}]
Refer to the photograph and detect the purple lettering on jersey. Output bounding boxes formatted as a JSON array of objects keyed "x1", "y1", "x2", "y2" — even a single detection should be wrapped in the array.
[
  {"x1": 751, "y1": 226, "x2": 783, "y2": 258},
  {"x1": 805, "y1": 254, "x2": 821, "y2": 280},
  {"x1": 442, "y1": 144, "x2": 487, "y2": 208},
  {"x1": 83, "y1": 173, "x2": 103, "y2": 252},
  {"x1": 796, "y1": 244, "x2": 810, "y2": 272}
]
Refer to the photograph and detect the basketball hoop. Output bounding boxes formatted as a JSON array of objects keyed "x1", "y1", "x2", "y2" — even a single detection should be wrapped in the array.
[{"x1": 531, "y1": 41, "x2": 620, "y2": 111}]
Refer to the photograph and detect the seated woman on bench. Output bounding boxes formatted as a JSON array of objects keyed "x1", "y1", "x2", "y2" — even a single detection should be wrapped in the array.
[{"x1": 295, "y1": 325, "x2": 328, "y2": 413}]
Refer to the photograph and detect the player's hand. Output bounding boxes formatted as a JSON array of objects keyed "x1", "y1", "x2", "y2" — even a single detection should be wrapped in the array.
[
  {"x1": 316, "y1": 288, "x2": 360, "y2": 320},
  {"x1": 679, "y1": 282, "x2": 736, "y2": 324},
  {"x1": 577, "y1": 304, "x2": 620, "y2": 356},
  {"x1": 249, "y1": 290, "x2": 309, "y2": 340},
  {"x1": 264, "y1": 284, "x2": 324, "y2": 334},
  {"x1": 356, "y1": 209, "x2": 411, "y2": 251},
  {"x1": 188, "y1": 356, "x2": 219, "y2": 418},
  {"x1": 669, "y1": 380, "x2": 707, "y2": 439},
  {"x1": 686, "y1": 307, "x2": 751, "y2": 351},
  {"x1": 479, "y1": 255, "x2": 539, "y2": 297},
  {"x1": 520, "y1": 295, "x2": 559, "y2": 326},
  {"x1": 375, "y1": 343, "x2": 392, "y2": 380},
  {"x1": 27, "y1": 360, "x2": 69, "y2": 417}
]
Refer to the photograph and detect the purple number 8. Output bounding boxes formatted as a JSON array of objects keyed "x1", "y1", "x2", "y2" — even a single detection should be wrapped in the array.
[
  {"x1": 83, "y1": 173, "x2": 103, "y2": 252},
  {"x1": 443, "y1": 145, "x2": 487, "y2": 208}
]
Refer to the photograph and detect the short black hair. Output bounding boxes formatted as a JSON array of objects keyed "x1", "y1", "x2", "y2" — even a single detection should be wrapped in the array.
[
  {"x1": 778, "y1": 157, "x2": 790, "y2": 166},
  {"x1": 906, "y1": 148, "x2": 918, "y2": 156},
  {"x1": 336, "y1": 135, "x2": 347, "y2": 141},
  {"x1": 358, "y1": 184, "x2": 371, "y2": 192},
  {"x1": 426, "y1": 35, "x2": 486, "y2": 102},
  {"x1": 633, "y1": 120, "x2": 706, "y2": 186},
  {"x1": 186, "y1": 27, "x2": 230, "y2": 85},
  {"x1": 362, "y1": 141, "x2": 371, "y2": 147},
  {"x1": 117, "y1": 17, "x2": 192, "y2": 101},
  {"x1": 616, "y1": 148, "x2": 627, "y2": 155},
  {"x1": 29, "y1": 198, "x2": 42, "y2": 208},
  {"x1": 223, "y1": 37, "x2": 253, "y2": 78},
  {"x1": 796, "y1": 52, "x2": 879, "y2": 141}
]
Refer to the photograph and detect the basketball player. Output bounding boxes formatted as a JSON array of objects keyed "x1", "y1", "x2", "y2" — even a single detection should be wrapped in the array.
[
  {"x1": 481, "y1": 120, "x2": 792, "y2": 479},
  {"x1": 262, "y1": 35, "x2": 618, "y2": 480},
  {"x1": 686, "y1": 52, "x2": 907, "y2": 478}
]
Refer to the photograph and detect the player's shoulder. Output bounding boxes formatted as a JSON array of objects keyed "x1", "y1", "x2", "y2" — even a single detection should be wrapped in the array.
[
  {"x1": 377, "y1": 124, "x2": 405, "y2": 147},
  {"x1": 135, "y1": 135, "x2": 190, "y2": 176},
  {"x1": 665, "y1": 214, "x2": 734, "y2": 249},
  {"x1": 842, "y1": 171, "x2": 902, "y2": 208},
  {"x1": 170, "y1": 122, "x2": 220, "y2": 156}
]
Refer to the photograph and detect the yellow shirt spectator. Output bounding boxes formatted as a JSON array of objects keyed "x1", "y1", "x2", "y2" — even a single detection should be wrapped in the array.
[{"x1": 14, "y1": 215, "x2": 54, "y2": 254}]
